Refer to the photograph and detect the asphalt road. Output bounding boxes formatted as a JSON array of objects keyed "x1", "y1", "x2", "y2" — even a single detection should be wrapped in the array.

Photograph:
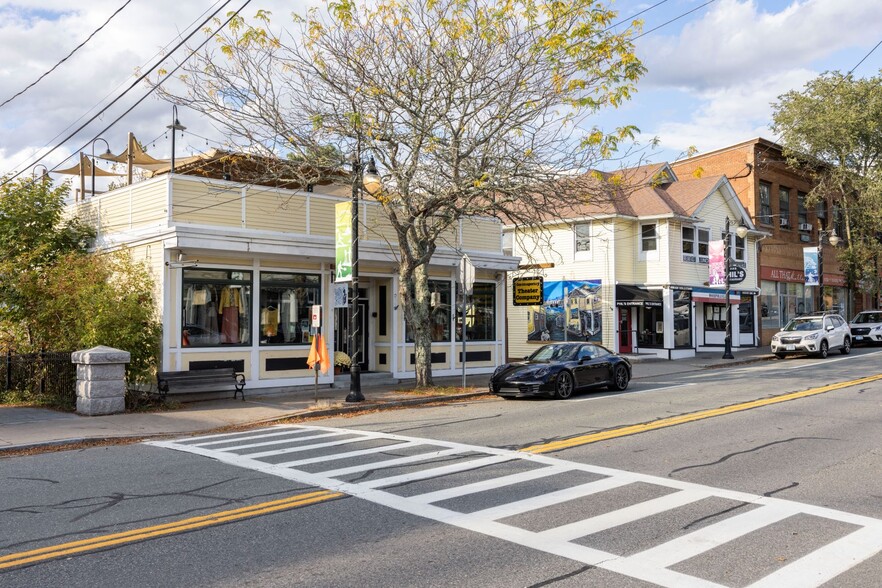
[{"x1": 3, "y1": 347, "x2": 882, "y2": 587}]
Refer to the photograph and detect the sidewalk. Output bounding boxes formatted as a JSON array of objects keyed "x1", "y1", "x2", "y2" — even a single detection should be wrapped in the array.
[{"x1": 0, "y1": 347, "x2": 774, "y2": 453}]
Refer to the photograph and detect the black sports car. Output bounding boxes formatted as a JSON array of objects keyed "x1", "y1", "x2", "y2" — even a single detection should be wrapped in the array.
[{"x1": 489, "y1": 342, "x2": 631, "y2": 399}]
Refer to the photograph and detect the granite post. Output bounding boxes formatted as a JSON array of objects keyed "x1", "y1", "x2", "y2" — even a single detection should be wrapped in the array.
[{"x1": 71, "y1": 346, "x2": 130, "y2": 416}]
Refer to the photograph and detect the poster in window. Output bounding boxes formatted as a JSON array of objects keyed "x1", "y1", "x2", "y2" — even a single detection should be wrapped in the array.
[{"x1": 527, "y1": 279, "x2": 602, "y2": 343}]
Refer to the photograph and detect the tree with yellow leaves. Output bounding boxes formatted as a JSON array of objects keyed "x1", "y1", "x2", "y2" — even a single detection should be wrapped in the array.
[{"x1": 160, "y1": 0, "x2": 644, "y2": 386}]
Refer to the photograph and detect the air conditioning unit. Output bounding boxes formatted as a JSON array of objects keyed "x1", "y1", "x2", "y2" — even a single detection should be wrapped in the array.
[
  {"x1": 779, "y1": 218, "x2": 790, "y2": 227},
  {"x1": 798, "y1": 223, "x2": 813, "y2": 231}
]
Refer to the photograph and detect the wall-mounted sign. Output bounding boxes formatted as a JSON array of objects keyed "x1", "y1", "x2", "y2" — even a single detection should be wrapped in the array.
[
  {"x1": 512, "y1": 276, "x2": 544, "y2": 306},
  {"x1": 728, "y1": 266, "x2": 746, "y2": 284}
]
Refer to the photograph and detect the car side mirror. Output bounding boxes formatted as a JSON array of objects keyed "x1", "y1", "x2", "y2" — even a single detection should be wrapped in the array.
[
  {"x1": 524, "y1": 355, "x2": 529, "y2": 360},
  {"x1": 826, "y1": 325, "x2": 834, "y2": 331}
]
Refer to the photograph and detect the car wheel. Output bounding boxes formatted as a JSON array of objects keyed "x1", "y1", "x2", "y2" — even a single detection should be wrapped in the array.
[
  {"x1": 608, "y1": 364, "x2": 630, "y2": 391},
  {"x1": 554, "y1": 371, "x2": 574, "y2": 399},
  {"x1": 818, "y1": 340, "x2": 829, "y2": 359},
  {"x1": 774, "y1": 352, "x2": 786, "y2": 359},
  {"x1": 840, "y1": 337, "x2": 851, "y2": 355}
]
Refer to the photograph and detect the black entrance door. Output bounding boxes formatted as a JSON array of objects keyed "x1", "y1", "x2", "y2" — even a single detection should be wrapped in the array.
[{"x1": 334, "y1": 289, "x2": 369, "y2": 371}]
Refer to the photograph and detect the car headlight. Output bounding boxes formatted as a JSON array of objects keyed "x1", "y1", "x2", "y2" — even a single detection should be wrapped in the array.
[
  {"x1": 874, "y1": 326, "x2": 882, "y2": 332},
  {"x1": 492, "y1": 365, "x2": 506, "y2": 378},
  {"x1": 804, "y1": 332, "x2": 820, "y2": 340},
  {"x1": 533, "y1": 366, "x2": 552, "y2": 378},
  {"x1": 772, "y1": 334, "x2": 781, "y2": 341}
]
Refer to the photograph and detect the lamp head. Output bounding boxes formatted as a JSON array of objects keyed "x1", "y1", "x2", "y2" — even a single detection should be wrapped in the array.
[
  {"x1": 829, "y1": 231, "x2": 840, "y2": 247},
  {"x1": 735, "y1": 220, "x2": 749, "y2": 239},
  {"x1": 362, "y1": 157, "x2": 382, "y2": 196}
]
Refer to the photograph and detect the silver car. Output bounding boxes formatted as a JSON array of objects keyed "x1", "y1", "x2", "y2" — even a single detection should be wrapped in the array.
[{"x1": 771, "y1": 313, "x2": 851, "y2": 359}]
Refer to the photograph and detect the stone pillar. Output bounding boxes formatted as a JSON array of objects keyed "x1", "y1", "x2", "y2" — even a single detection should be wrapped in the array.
[{"x1": 71, "y1": 346, "x2": 130, "y2": 416}]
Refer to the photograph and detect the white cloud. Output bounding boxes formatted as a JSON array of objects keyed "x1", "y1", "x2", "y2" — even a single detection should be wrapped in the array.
[
  {"x1": 640, "y1": 0, "x2": 882, "y2": 91},
  {"x1": 0, "y1": 1, "x2": 313, "y2": 178},
  {"x1": 634, "y1": 68, "x2": 816, "y2": 158}
]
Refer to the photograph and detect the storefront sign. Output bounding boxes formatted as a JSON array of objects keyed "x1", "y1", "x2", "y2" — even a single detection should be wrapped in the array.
[
  {"x1": 615, "y1": 285, "x2": 663, "y2": 308},
  {"x1": 728, "y1": 266, "x2": 746, "y2": 284},
  {"x1": 761, "y1": 265, "x2": 847, "y2": 286},
  {"x1": 692, "y1": 287, "x2": 741, "y2": 304},
  {"x1": 335, "y1": 201, "x2": 352, "y2": 282},
  {"x1": 512, "y1": 277, "x2": 544, "y2": 306}
]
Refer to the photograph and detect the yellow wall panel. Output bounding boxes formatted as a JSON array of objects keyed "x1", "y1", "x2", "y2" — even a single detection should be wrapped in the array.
[
  {"x1": 461, "y1": 218, "x2": 502, "y2": 253},
  {"x1": 245, "y1": 188, "x2": 308, "y2": 233}
]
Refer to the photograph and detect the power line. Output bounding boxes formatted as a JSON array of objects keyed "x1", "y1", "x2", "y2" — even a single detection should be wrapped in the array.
[
  {"x1": 1, "y1": 0, "x2": 236, "y2": 186},
  {"x1": 631, "y1": 0, "x2": 717, "y2": 41},
  {"x1": 48, "y1": 0, "x2": 254, "y2": 177},
  {"x1": 0, "y1": 0, "x2": 134, "y2": 109},
  {"x1": 6, "y1": 1, "x2": 229, "y2": 177}
]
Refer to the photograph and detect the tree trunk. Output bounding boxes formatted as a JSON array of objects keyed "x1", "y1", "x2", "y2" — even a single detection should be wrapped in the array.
[{"x1": 399, "y1": 263, "x2": 434, "y2": 388}]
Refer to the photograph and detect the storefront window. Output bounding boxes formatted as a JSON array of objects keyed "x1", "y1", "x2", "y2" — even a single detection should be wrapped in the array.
[
  {"x1": 182, "y1": 269, "x2": 252, "y2": 347},
  {"x1": 406, "y1": 280, "x2": 451, "y2": 342},
  {"x1": 673, "y1": 290, "x2": 692, "y2": 348},
  {"x1": 704, "y1": 304, "x2": 726, "y2": 331},
  {"x1": 639, "y1": 306, "x2": 664, "y2": 347},
  {"x1": 456, "y1": 282, "x2": 496, "y2": 341},
  {"x1": 760, "y1": 280, "x2": 779, "y2": 329},
  {"x1": 258, "y1": 272, "x2": 320, "y2": 345},
  {"x1": 739, "y1": 294, "x2": 755, "y2": 334}
]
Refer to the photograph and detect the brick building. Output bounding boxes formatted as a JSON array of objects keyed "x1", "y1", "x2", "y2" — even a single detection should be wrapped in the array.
[{"x1": 672, "y1": 137, "x2": 862, "y2": 344}]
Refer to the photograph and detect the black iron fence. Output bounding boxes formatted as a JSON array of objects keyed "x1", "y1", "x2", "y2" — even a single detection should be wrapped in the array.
[{"x1": 1, "y1": 350, "x2": 77, "y2": 407}]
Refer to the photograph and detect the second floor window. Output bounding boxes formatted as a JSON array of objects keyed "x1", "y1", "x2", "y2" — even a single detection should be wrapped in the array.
[
  {"x1": 779, "y1": 187, "x2": 791, "y2": 228},
  {"x1": 574, "y1": 223, "x2": 590, "y2": 252},
  {"x1": 798, "y1": 192, "x2": 808, "y2": 227},
  {"x1": 681, "y1": 226, "x2": 709, "y2": 262},
  {"x1": 641, "y1": 223, "x2": 657, "y2": 252},
  {"x1": 734, "y1": 234, "x2": 746, "y2": 261},
  {"x1": 759, "y1": 182, "x2": 772, "y2": 224}
]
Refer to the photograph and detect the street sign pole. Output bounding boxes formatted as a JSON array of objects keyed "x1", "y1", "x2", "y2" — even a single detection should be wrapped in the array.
[{"x1": 460, "y1": 255, "x2": 475, "y2": 389}]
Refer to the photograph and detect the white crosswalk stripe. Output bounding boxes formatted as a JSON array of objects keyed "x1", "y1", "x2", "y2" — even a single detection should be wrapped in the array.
[{"x1": 148, "y1": 425, "x2": 882, "y2": 587}]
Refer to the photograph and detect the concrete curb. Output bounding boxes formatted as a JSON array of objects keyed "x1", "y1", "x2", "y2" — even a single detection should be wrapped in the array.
[{"x1": 0, "y1": 391, "x2": 491, "y2": 454}]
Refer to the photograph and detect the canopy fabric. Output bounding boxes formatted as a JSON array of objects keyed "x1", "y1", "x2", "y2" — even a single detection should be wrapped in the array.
[
  {"x1": 99, "y1": 135, "x2": 169, "y2": 170},
  {"x1": 54, "y1": 153, "x2": 122, "y2": 176}
]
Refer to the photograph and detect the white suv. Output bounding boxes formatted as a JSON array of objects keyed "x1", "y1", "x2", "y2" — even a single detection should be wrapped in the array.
[
  {"x1": 849, "y1": 310, "x2": 882, "y2": 345},
  {"x1": 771, "y1": 313, "x2": 851, "y2": 359}
]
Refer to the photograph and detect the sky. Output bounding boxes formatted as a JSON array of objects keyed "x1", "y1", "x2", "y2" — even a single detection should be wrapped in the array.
[{"x1": 1, "y1": 0, "x2": 881, "y2": 186}]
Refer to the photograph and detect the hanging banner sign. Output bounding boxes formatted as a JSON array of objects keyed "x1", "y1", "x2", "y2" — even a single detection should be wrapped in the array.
[
  {"x1": 512, "y1": 277, "x2": 544, "y2": 306},
  {"x1": 335, "y1": 201, "x2": 352, "y2": 282},
  {"x1": 803, "y1": 247, "x2": 819, "y2": 286},
  {"x1": 708, "y1": 240, "x2": 726, "y2": 286}
]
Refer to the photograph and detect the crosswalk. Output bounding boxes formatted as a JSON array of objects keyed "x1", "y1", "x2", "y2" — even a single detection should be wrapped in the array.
[{"x1": 148, "y1": 425, "x2": 882, "y2": 587}]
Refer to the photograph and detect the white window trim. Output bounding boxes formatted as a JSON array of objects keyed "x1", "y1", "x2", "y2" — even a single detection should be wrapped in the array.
[
  {"x1": 574, "y1": 221, "x2": 592, "y2": 260},
  {"x1": 681, "y1": 224, "x2": 708, "y2": 263},
  {"x1": 639, "y1": 222, "x2": 659, "y2": 261}
]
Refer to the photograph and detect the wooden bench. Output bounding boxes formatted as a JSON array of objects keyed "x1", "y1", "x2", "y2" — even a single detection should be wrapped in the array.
[{"x1": 156, "y1": 368, "x2": 246, "y2": 401}]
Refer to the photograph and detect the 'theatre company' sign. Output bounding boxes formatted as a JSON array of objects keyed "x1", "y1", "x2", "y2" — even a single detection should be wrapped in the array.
[{"x1": 512, "y1": 277, "x2": 544, "y2": 306}]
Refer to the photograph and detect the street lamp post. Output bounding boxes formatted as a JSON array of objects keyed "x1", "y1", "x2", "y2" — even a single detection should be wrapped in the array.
[
  {"x1": 167, "y1": 105, "x2": 187, "y2": 174},
  {"x1": 345, "y1": 156, "x2": 381, "y2": 403},
  {"x1": 91, "y1": 138, "x2": 112, "y2": 197},
  {"x1": 817, "y1": 224, "x2": 840, "y2": 312},
  {"x1": 723, "y1": 217, "x2": 750, "y2": 359}
]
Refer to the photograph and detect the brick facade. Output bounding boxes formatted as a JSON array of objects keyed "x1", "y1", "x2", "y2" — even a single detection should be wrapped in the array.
[{"x1": 671, "y1": 138, "x2": 863, "y2": 344}]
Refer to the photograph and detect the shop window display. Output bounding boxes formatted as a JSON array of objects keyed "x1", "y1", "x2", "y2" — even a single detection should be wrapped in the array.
[
  {"x1": 182, "y1": 269, "x2": 252, "y2": 347},
  {"x1": 259, "y1": 272, "x2": 321, "y2": 345},
  {"x1": 456, "y1": 282, "x2": 496, "y2": 341}
]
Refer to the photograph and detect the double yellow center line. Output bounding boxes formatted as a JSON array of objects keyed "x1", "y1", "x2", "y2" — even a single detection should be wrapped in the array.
[
  {"x1": 521, "y1": 373, "x2": 882, "y2": 454},
  {"x1": 5, "y1": 373, "x2": 880, "y2": 570},
  {"x1": 0, "y1": 489, "x2": 342, "y2": 570}
]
